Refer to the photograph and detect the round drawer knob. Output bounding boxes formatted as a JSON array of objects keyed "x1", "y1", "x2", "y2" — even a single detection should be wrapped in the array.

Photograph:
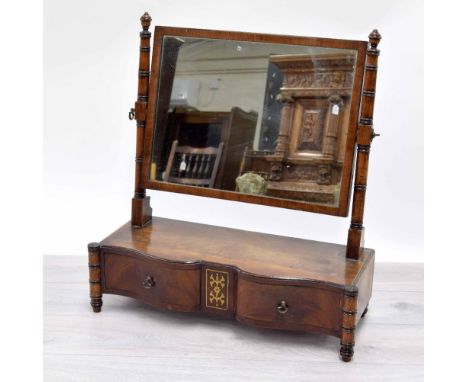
[
  {"x1": 142, "y1": 275, "x2": 155, "y2": 289},
  {"x1": 277, "y1": 300, "x2": 288, "y2": 314}
]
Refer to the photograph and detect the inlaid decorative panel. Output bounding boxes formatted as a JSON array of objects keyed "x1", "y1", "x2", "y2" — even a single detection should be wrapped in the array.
[{"x1": 206, "y1": 269, "x2": 229, "y2": 310}]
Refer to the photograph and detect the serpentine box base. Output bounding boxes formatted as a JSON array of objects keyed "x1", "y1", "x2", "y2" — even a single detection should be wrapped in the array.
[{"x1": 88, "y1": 217, "x2": 374, "y2": 362}]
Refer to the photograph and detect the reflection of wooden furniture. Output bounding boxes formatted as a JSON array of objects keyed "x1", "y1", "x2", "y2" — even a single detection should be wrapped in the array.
[
  {"x1": 242, "y1": 54, "x2": 356, "y2": 206},
  {"x1": 89, "y1": 16, "x2": 382, "y2": 363},
  {"x1": 162, "y1": 140, "x2": 224, "y2": 188},
  {"x1": 156, "y1": 107, "x2": 257, "y2": 191}
]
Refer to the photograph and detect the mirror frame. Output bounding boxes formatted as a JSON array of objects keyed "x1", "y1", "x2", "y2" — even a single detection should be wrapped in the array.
[{"x1": 141, "y1": 26, "x2": 368, "y2": 216}]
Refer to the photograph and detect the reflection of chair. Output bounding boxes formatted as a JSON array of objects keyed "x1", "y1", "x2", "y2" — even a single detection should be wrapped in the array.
[{"x1": 163, "y1": 140, "x2": 224, "y2": 188}]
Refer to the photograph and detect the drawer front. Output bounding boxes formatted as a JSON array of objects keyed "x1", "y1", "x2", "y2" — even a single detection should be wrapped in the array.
[
  {"x1": 237, "y1": 278, "x2": 342, "y2": 334},
  {"x1": 102, "y1": 252, "x2": 200, "y2": 311}
]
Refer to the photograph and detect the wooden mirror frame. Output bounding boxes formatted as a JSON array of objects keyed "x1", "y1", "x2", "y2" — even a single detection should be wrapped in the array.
[
  {"x1": 131, "y1": 14, "x2": 381, "y2": 259},
  {"x1": 140, "y1": 25, "x2": 368, "y2": 216}
]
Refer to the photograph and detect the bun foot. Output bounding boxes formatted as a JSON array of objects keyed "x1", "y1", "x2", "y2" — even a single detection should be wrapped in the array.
[
  {"x1": 91, "y1": 297, "x2": 103, "y2": 313},
  {"x1": 340, "y1": 343, "x2": 354, "y2": 362}
]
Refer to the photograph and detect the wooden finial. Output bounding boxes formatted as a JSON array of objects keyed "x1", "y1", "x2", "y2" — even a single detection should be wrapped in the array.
[
  {"x1": 140, "y1": 12, "x2": 152, "y2": 30},
  {"x1": 368, "y1": 29, "x2": 382, "y2": 50},
  {"x1": 369, "y1": 29, "x2": 381, "y2": 40}
]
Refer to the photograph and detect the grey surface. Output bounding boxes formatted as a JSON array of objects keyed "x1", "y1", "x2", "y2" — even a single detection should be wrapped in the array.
[{"x1": 44, "y1": 256, "x2": 424, "y2": 381}]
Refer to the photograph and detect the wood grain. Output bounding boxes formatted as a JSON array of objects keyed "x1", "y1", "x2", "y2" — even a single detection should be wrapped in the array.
[
  {"x1": 44, "y1": 256, "x2": 423, "y2": 382},
  {"x1": 43, "y1": 256, "x2": 424, "y2": 292},
  {"x1": 346, "y1": 29, "x2": 382, "y2": 259},
  {"x1": 97, "y1": 218, "x2": 376, "y2": 353},
  {"x1": 99, "y1": 217, "x2": 373, "y2": 286},
  {"x1": 131, "y1": 12, "x2": 153, "y2": 227}
]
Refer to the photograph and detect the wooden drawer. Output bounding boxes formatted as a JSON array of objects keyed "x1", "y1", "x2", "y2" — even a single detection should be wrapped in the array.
[
  {"x1": 236, "y1": 277, "x2": 343, "y2": 335},
  {"x1": 102, "y1": 251, "x2": 200, "y2": 311}
]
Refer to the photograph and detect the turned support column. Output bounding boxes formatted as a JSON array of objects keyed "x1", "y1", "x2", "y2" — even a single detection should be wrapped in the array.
[
  {"x1": 346, "y1": 29, "x2": 381, "y2": 260},
  {"x1": 88, "y1": 242, "x2": 102, "y2": 312},
  {"x1": 340, "y1": 286, "x2": 358, "y2": 361},
  {"x1": 131, "y1": 12, "x2": 153, "y2": 227}
]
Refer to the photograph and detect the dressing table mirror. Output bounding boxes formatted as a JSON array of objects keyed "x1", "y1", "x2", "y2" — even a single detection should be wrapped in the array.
[{"x1": 88, "y1": 13, "x2": 382, "y2": 362}]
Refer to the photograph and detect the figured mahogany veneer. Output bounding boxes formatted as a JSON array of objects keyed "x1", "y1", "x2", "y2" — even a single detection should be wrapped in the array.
[
  {"x1": 89, "y1": 13, "x2": 382, "y2": 363},
  {"x1": 100, "y1": 217, "x2": 373, "y2": 286},
  {"x1": 236, "y1": 278, "x2": 343, "y2": 335},
  {"x1": 102, "y1": 251, "x2": 200, "y2": 312},
  {"x1": 90, "y1": 217, "x2": 374, "y2": 361}
]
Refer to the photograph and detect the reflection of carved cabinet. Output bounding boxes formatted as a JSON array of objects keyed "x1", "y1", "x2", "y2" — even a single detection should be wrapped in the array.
[
  {"x1": 242, "y1": 54, "x2": 355, "y2": 205},
  {"x1": 157, "y1": 107, "x2": 257, "y2": 191}
]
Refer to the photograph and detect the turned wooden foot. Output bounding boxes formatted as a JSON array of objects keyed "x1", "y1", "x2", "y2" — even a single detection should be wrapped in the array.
[
  {"x1": 91, "y1": 297, "x2": 103, "y2": 313},
  {"x1": 361, "y1": 305, "x2": 369, "y2": 318},
  {"x1": 88, "y1": 242, "x2": 103, "y2": 313},
  {"x1": 340, "y1": 343, "x2": 354, "y2": 362},
  {"x1": 340, "y1": 286, "x2": 358, "y2": 362}
]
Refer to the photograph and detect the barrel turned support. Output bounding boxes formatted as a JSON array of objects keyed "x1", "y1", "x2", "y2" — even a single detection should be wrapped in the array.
[
  {"x1": 131, "y1": 12, "x2": 153, "y2": 227},
  {"x1": 346, "y1": 29, "x2": 382, "y2": 260},
  {"x1": 340, "y1": 286, "x2": 358, "y2": 362},
  {"x1": 88, "y1": 242, "x2": 102, "y2": 313}
]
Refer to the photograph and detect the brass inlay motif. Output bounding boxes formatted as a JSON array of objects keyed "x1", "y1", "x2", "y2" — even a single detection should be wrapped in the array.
[{"x1": 206, "y1": 269, "x2": 229, "y2": 310}]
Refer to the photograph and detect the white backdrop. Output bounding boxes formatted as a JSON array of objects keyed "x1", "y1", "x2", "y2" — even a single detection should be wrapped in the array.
[{"x1": 44, "y1": 0, "x2": 423, "y2": 262}]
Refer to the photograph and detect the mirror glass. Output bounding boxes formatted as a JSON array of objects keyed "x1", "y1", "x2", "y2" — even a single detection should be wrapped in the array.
[{"x1": 150, "y1": 36, "x2": 358, "y2": 207}]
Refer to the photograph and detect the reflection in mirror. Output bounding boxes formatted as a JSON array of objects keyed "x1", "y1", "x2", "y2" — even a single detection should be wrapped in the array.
[{"x1": 150, "y1": 36, "x2": 357, "y2": 207}]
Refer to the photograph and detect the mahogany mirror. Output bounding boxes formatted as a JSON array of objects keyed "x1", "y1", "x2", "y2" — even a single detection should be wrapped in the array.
[{"x1": 142, "y1": 27, "x2": 368, "y2": 216}]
